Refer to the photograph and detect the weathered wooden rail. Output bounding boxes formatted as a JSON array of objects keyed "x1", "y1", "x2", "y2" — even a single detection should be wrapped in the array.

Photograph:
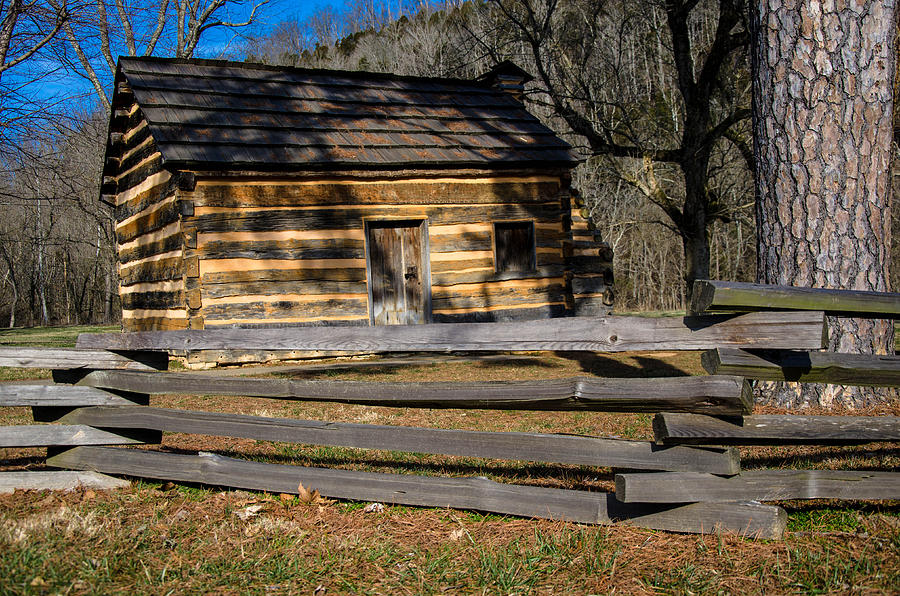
[
  {"x1": 702, "y1": 348, "x2": 900, "y2": 385},
  {"x1": 53, "y1": 370, "x2": 753, "y2": 415},
  {"x1": 74, "y1": 311, "x2": 828, "y2": 352},
  {"x1": 2, "y1": 286, "x2": 899, "y2": 541},
  {"x1": 690, "y1": 280, "x2": 900, "y2": 318}
]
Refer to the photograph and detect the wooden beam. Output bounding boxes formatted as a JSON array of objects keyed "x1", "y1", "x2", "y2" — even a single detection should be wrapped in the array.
[
  {"x1": 0, "y1": 425, "x2": 159, "y2": 447},
  {"x1": 690, "y1": 280, "x2": 900, "y2": 318},
  {"x1": 65, "y1": 371, "x2": 753, "y2": 415},
  {"x1": 0, "y1": 471, "x2": 130, "y2": 494},
  {"x1": 702, "y1": 348, "x2": 900, "y2": 386},
  {"x1": 653, "y1": 413, "x2": 900, "y2": 445},
  {"x1": 0, "y1": 383, "x2": 148, "y2": 407},
  {"x1": 0, "y1": 347, "x2": 167, "y2": 370},
  {"x1": 55, "y1": 406, "x2": 740, "y2": 473},
  {"x1": 47, "y1": 447, "x2": 786, "y2": 538},
  {"x1": 75, "y1": 311, "x2": 828, "y2": 352},
  {"x1": 615, "y1": 470, "x2": 900, "y2": 503}
]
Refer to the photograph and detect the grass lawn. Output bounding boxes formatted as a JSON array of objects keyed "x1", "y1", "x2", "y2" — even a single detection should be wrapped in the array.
[
  {"x1": 1, "y1": 323, "x2": 899, "y2": 593},
  {"x1": 0, "y1": 325, "x2": 119, "y2": 348}
]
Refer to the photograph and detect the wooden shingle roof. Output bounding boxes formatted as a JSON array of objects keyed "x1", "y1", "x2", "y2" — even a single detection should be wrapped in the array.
[{"x1": 115, "y1": 57, "x2": 578, "y2": 171}]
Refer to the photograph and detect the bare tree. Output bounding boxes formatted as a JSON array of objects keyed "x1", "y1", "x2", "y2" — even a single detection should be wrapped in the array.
[
  {"x1": 0, "y1": 0, "x2": 67, "y2": 77},
  {"x1": 0, "y1": 0, "x2": 72, "y2": 157},
  {"x1": 52, "y1": 0, "x2": 268, "y2": 108},
  {"x1": 472, "y1": 0, "x2": 752, "y2": 301}
]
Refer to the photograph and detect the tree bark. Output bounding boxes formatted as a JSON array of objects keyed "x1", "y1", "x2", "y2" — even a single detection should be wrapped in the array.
[{"x1": 752, "y1": 0, "x2": 896, "y2": 408}]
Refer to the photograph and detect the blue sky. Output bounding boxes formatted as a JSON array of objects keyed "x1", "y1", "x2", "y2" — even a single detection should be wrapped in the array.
[
  {"x1": 18, "y1": 0, "x2": 353, "y2": 113},
  {"x1": 198, "y1": 0, "x2": 351, "y2": 58}
]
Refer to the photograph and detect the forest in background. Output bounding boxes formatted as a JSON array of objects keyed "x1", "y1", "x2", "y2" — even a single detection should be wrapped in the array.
[{"x1": 0, "y1": 0, "x2": 896, "y2": 327}]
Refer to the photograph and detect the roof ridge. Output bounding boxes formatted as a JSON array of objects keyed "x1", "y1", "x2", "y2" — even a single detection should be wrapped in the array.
[{"x1": 118, "y1": 56, "x2": 493, "y2": 90}]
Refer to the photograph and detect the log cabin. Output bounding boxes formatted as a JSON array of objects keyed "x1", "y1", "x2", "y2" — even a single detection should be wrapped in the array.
[{"x1": 103, "y1": 57, "x2": 613, "y2": 345}]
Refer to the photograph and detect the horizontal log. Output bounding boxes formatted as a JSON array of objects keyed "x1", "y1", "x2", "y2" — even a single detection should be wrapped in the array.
[
  {"x1": 653, "y1": 413, "x2": 900, "y2": 445},
  {"x1": 536, "y1": 252, "x2": 564, "y2": 267},
  {"x1": 565, "y1": 255, "x2": 614, "y2": 275},
  {"x1": 115, "y1": 171, "x2": 175, "y2": 222},
  {"x1": 65, "y1": 371, "x2": 753, "y2": 414},
  {"x1": 115, "y1": 155, "x2": 165, "y2": 197},
  {"x1": 431, "y1": 285, "x2": 568, "y2": 311},
  {"x1": 0, "y1": 471, "x2": 130, "y2": 493},
  {"x1": 571, "y1": 276, "x2": 612, "y2": 295},
  {"x1": 615, "y1": 470, "x2": 900, "y2": 503},
  {"x1": 0, "y1": 425, "x2": 158, "y2": 447},
  {"x1": 116, "y1": 197, "x2": 180, "y2": 244},
  {"x1": 192, "y1": 204, "x2": 562, "y2": 234},
  {"x1": 201, "y1": 267, "x2": 368, "y2": 285},
  {"x1": 122, "y1": 316, "x2": 189, "y2": 332},
  {"x1": 202, "y1": 297, "x2": 369, "y2": 321},
  {"x1": 431, "y1": 265, "x2": 566, "y2": 287},
  {"x1": 75, "y1": 311, "x2": 827, "y2": 352},
  {"x1": 121, "y1": 289, "x2": 185, "y2": 310},
  {"x1": 430, "y1": 304, "x2": 569, "y2": 323},
  {"x1": 690, "y1": 280, "x2": 900, "y2": 318},
  {"x1": 113, "y1": 140, "x2": 158, "y2": 178},
  {"x1": 0, "y1": 347, "x2": 166, "y2": 370},
  {"x1": 702, "y1": 348, "x2": 900, "y2": 386},
  {"x1": 189, "y1": 179, "x2": 562, "y2": 207},
  {"x1": 0, "y1": 383, "x2": 148, "y2": 406},
  {"x1": 56, "y1": 406, "x2": 740, "y2": 473},
  {"x1": 119, "y1": 256, "x2": 183, "y2": 286},
  {"x1": 430, "y1": 258, "x2": 493, "y2": 274},
  {"x1": 429, "y1": 230, "x2": 491, "y2": 253},
  {"x1": 47, "y1": 447, "x2": 785, "y2": 538},
  {"x1": 430, "y1": 230, "x2": 562, "y2": 254},
  {"x1": 203, "y1": 280, "x2": 369, "y2": 299},
  {"x1": 201, "y1": 319, "x2": 367, "y2": 330},
  {"x1": 118, "y1": 230, "x2": 183, "y2": 263},
  {"x1": 198, "y1": 238, "x2": 366, "y2": 261},
  {"x1": 112, "y1": 107, "x2": 146, "y2": 138}
]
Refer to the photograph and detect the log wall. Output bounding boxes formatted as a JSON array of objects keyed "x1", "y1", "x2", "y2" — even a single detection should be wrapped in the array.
[
  {"x1": 106, "y1": 86, "x2": 187, "y2": 332},
  {"x1": 565, "y1": 201, "x2": 613, "y2": 315},
  {"x1": 178, "y1": 174, "x2": 574, "y2": 328}
]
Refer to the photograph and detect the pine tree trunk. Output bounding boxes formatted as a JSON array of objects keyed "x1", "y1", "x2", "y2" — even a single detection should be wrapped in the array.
[{"x1": 752, "y1": 0, "x2": 896, "y2": 408}]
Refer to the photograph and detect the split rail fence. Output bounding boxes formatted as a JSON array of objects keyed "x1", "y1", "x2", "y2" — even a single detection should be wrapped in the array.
[{"x1": 1, "y1": 280, "x2": 899, "y2": 540}]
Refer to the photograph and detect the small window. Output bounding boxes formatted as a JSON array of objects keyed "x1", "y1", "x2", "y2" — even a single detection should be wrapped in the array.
[{"x1": 494, "y1": 221, "x2": 536, "y2": 273}]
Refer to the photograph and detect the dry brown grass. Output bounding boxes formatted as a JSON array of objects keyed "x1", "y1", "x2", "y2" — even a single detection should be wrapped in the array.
[{"x1": 1, "y1": 351, "x2": 899, "y2": 593}]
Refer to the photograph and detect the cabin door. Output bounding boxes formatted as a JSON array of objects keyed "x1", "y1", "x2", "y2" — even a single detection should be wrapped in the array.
[{"x1": 366, "y1": 220, "x2": 430, "y2": 325}]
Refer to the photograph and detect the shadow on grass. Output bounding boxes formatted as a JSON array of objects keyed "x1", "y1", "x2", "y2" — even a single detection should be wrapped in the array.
[
  {"x1": 473, "y1": 357, "x2": 561, "y2": 370},
  {"x1": 0, "y1": 455, "x2": 47, "y2": 468},
  {"x1": 552, "y1": 351, "x2": 690, "y2": 378}
]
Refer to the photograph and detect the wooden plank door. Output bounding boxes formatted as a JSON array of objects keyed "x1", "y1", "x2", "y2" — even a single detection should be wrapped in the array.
[{"x1": 367, "y1": 221, "x2": 429, "y2": 325}]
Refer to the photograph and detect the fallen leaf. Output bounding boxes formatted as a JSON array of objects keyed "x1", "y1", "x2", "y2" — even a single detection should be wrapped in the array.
[
  {"x1": 30, "y1": 577, "x2": 48, "y2": 587},
  {"x1": 449, "y1": 528, "x2": 465, "y2": 541},
  {"x1": 279, "y1": 493, "x2": 294, "y2": 502},
  {"x1": 363, "y1": 502, "x2": 384, "y2": 514},
  {"x1": 160, "y1": 482, "x2": 176, "y2": 492},
  {"x1": 81, "y1": 489, "x2": 96, "y2": 501},
  {"x1": 297, "y1": 482, "x2": 320, "y2": 504},
  {"x1": 234, "y1": 504, "x2": 265, "y2": 521}
]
